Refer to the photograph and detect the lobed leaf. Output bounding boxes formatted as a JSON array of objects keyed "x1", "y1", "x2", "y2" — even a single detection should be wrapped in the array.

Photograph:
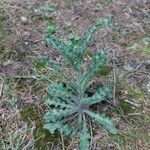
[
  {"x1": 45, "y1": 99, "x2": 71, "y2": 109},
  {"x1": 79, "y1": 25, "x2": 97, "y2": 54},
  {"x1": 85, "y1": 111, "x2": 117, "y2": 134},
  {"x1": 47, "y1": 83, "x2": 72, "y2": 99},
  {"x1": 85, "y1": 86, "x2": 111, "y2": 106},
  {"x1": 44, "y1": 122, "x2": 61, "y2": 134},
  {"x1": 44, "y1": 122, "x2": 72, "y2": 136},
  {"x1": 37, "y1": 55, "x2": 62, "y2": 72},
  {"x1": 79, "y1": 122, "x2": 90, "y2": 150},
  {"x1": 44, "y1": 108, "x2": 77, "y2": 122},
  {"x1": 47, "y1": 75, "x2": 76, "y2": 94},
  {"x1": 79, "y1": 18, "x2": 111, "y2": 55},
  {"x1": 46, "y1": 35, "x2": 80, "y2": 71}
]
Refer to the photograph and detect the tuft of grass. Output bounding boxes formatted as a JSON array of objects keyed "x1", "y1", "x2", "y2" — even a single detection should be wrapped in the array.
[
  {"x1": 127, "y1": 37, "x2": 150, "y2": 57},
  {"x1": 1, "y1": 124, "x2": 35, "y2": 150}
]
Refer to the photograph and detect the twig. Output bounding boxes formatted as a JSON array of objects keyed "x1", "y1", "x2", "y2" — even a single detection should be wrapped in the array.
[
  {"x1": 124, "y1": 99, "x2": 140, "y2": 108},
  {"x1": 0, "y1": 76, "x2": 4, "y2": 98},
  {"x1": 89, "y1": 118, "x2": 93, "y2": 150},
  {"x1": 112, "y1": 50, "x2": 117, "y2": 106},
  {"x1": 127, "y1": 113, "x2": 141, "y2": 116},
  {"x1": 9, "y1": 75, "x2": 38, "y2": 79},
  {"x1": 123, "y1": 61, "x2": 145, "y2": 77}
]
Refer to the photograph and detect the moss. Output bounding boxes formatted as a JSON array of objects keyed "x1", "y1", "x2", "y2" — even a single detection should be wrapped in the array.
[
  {"x1": 0, "y1": 9, "x2": 6, "y2": 22},
  {"x1": 137, "y1": 46, "x2": 150, "y2": 56},
  {"x1": 34, "y1": 121, "x2": 61, "y2": 150},
  {"x1": 128, "y1": 85, "x2": 145, "y2": 102},
  {"x1": 127, "y1": 40, "x2": 150, "y2": 57},
  {"x1": 111, "y1": 25, "x2": 121, "y2": 42},
  {"x1": 1, "y1": 49, "x2": 16, "y2": 59},
  {"x1": 111, "y1": 119, "x2": 150, "y2": 149},
  {"x1": 84, "y1": 49, "x2": 95, "y2": 57},
  {"x1": 117, "y1": 100, "x2": 134, "y2": 115},
  {"x1": 20, "y1": 104, "x2": 40, "y2": 124},
  {"x1": 96, "y1": 65, "x2": 111, "y2": 76}
]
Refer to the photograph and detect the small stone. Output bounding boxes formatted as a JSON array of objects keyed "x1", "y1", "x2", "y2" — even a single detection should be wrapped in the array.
[
  {"x1": 21, "y1": 16, "x2": 27, "y2": 23},
  {"x1": 108, "y1": 144, "x2": 115, "y2": 149},
  {"x1": 25, "y1": 42, "x2": 28, "y2": 45},
  {"x1": 147, "y1": 82, "x2": 150, "y2": 93}
]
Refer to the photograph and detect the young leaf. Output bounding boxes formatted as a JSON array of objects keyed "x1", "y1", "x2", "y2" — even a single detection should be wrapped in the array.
[
  {"x1": 96, "y1": 18, "x2": 111, "y2": 28},
  {"x1": 68, "y1": 33, "x2": 81, "y2": 47},
  {"x1": 79, "y1": 18, "x2": 111, "y2": 55},
  {"x1": 85, "y1": 111, "x2": 117, "y2": 134},
  {"x1": 46, "y1": 25, "x2": 58, "y2": 36},
  {"x1": 79, "y1": 122, "x2": 90, "y2": 150}
]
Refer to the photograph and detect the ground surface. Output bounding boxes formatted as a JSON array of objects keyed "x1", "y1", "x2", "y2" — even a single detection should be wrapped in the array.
[{"x1": 0, "y1": 0, "x2": 150, "y2": 150}]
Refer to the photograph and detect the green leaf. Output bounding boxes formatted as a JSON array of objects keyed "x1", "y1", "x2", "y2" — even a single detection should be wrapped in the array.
[
  {"x1": 78, "y1": 19, "x2": 110, "y2": 55},
  {"x1": 68, "y1": 33, "x2": 80, "y2": 44},
  {"x1": 79, "y1": 25, "x2": 97, "y2": 54},
  {"x1": 46, "y1": 25, "x2": 58, "y2": 36},
  {"x1": 81, "y1": 49, "x2": 107, "y2": 91},
  {"x1": 44, "y1": 122, "x2": 72, "y2": 136},
  {"x1": 96, "y1": 18, "x2": 111, "y2": 28},
  {"x1": 47, "y1": 83, "x2": 77, "y2": 104},
  {"x1": 44, "y1": 108, "x2": 76, "y2": 122},
  {"x1": 79, "y1": 122, "x2": 90, "y2": 150},
  {"x1": 45, "y1": 99, "x2": 71, "y2": 108},
  {"x1": 37, "y1": 56, "x2": 76, "y2": 91},
  {"x1": 37, "y1": 55, "x2": 62, "y2": 72},
  {"x1": 46, "y1": 35, "x2": 80, "y2": 71},
  {"x1": 85, "y1": 86, "x2": 111, "y2": 106},
  {"x1": 47, "y1": 83, "x2": 72, "y2": 99},
  {"x1": 89, "y1": 49, "x2": 107, "y2": 72},
  {"x1": 85, "y1": 111, "x2": 117, "y2": 134},
  {"x1": 61, "y1": 124, "x2": 73, "y2": 136},
  {"x1": 44, "y1": 122, "x2": 61, "y2": 134},
  {"x1": 42, "y1": 21, "x2": 114, "y2": 149}
]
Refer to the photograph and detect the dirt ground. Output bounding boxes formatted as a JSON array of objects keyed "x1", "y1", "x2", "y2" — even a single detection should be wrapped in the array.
[{"x1": 0, "y1": 0, "x2": 150, "y2": 150}]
